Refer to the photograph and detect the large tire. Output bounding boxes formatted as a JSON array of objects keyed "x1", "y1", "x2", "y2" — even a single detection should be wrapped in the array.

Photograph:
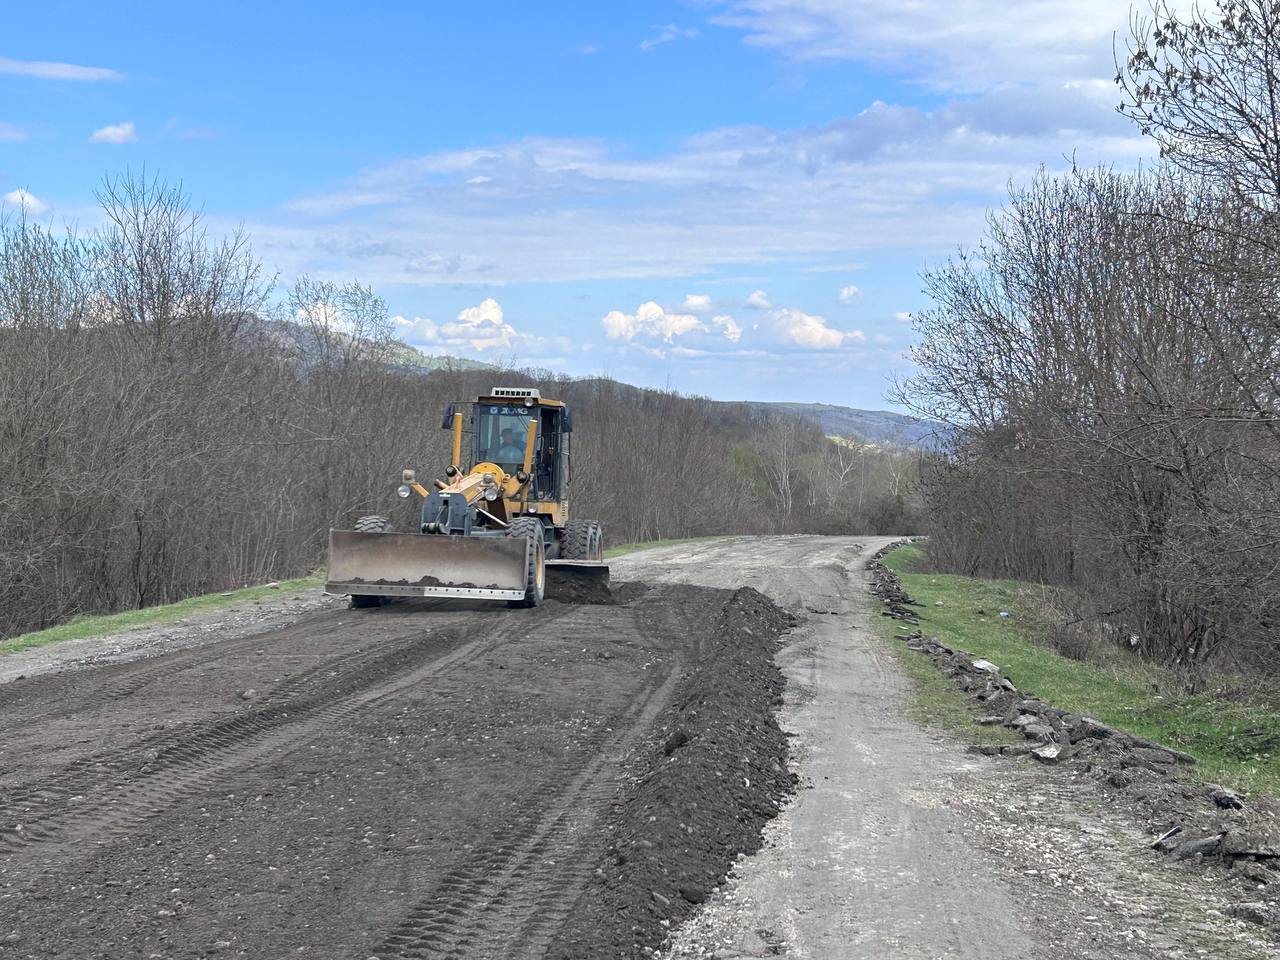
[
  {"x1": 350, "y1": 516, "x2": 394, "y2": 608},
  {"x1": 563, "y1": 519, "x2": 605, "y2": 561},
  {"x1": 505, "y1": 517, "x2": 546, "y2": 608},
  {"x1": 353, "y1": 515, "x2": 394, "y2": 534}
]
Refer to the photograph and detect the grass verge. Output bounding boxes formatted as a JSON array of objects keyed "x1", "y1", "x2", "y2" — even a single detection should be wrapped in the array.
[
  {"x1": 0, "y1": 573, "x2": 324, "y2": 656},
  {"x1": 879, "y1": 543, "x2": 1280, "y2": 796}
]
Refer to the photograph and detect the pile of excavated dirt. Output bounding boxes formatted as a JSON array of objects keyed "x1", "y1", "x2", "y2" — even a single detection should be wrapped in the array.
[
  {"x1": 547, "y1": 587, "x2": 799, "y2": 959},
  {"x1": 867, "y1": 547, "x2": 1280, "y2": 934}
]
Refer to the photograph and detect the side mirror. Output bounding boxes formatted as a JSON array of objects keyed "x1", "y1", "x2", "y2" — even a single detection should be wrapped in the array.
[
  {"x1": 562, "y1": 406, "x2": 573, "y2": 433},
  {"x1": 440, "y1": 404, "x2": 455, "y2": 430}
]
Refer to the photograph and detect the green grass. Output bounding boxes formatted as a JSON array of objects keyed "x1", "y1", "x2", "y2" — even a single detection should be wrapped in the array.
[
  {"x1": 878, "y1": 543, "x2": 1280, "y2": 796},
  {"x1": 0, "y1": 573, "x2": 324, "y2": 656},
  {"x1": 604, "y1": 535, "x2": 727, "y2": 559}
]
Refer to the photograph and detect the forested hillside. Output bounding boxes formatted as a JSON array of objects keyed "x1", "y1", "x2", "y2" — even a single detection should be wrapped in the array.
[
  {"x1": 899, "y1": 2, "x2": 1280, "y2": 683},
  {"x1": 738, "y1": 402, "x2": 948, "y2": 449},
  {"x1": 0, "y1": 176, "x2": 922, "y2": 640}
]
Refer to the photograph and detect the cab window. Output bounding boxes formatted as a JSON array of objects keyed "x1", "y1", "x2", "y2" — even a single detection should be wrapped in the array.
[{"x1": 476, "y1": 405, "x2": 534, "y2": 468}]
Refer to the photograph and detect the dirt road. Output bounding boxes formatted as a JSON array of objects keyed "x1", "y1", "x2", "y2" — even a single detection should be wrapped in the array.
[
  {"x1": 0, "y1": 541, "x2": 801, "y2": 959},
  {"x1": 619, "y1": 537, "x2": 1039, "y2": 957},
  {"x1": 2, "y1": 536, "x2": 1269, "y2": 960}
]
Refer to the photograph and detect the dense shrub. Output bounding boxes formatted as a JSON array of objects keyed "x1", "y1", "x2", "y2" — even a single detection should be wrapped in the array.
[{"x1": 900, "y1": 1, "x2": 1280, "y2": 682}]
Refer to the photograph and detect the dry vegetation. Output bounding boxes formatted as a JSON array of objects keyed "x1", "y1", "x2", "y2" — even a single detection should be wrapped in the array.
[
  {"x1": 899, "y1": 0, "x2": 1280, "y2": 686},
  {"x1": 0, "y1": 177, "x2": 921, "y2": 640}
]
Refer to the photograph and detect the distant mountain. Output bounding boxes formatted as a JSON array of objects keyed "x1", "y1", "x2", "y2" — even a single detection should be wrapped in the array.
[
  {"x1": 260, "y1": 319, "x2": 500, "y2": 373},
  {"x1": 264, "y1": 319, "x2": 942, "y2": 447},
  {"x1": 748, "y1": 402, "x2": 951, "y2": 449},
  {"x1": 384, "y1": 340, "x2": 499, "y2": 372}
]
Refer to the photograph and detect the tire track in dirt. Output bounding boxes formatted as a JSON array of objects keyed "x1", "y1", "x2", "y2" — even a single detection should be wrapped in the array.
[
  {"x1": 0, "y1": 602, "x2": 485, "y2": 732},
  {"x1": 370, "y1": 603, "x2": 683, "y2": 959},
  {"x1": 0, "y1": 604, "x2": 579, "y2": 860},
  {"x1": 0, "y1": 614, "x2": 331, "y2": 725}
]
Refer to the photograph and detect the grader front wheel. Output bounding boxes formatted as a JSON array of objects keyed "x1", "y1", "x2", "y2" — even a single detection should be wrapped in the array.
[{"x1": 505, "y1": 517, "x2": 546, "y2": 608}]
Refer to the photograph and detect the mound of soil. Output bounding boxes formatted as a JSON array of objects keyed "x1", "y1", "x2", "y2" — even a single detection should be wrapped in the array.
[{"x1": 547, "y1": 587, "x2": 799, "y2": 959}]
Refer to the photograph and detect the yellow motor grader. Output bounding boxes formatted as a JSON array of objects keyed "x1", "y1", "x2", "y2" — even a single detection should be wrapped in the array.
[{"x1": 325, "y1": 387, "x2": 607, "y2": 608}]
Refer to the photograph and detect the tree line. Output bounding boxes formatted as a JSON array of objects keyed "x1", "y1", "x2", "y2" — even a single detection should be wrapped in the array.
[
  {"x1": 899, "y1": 0, "x2": 1280, "y2": 683},
  {"x1": 0, "y1": 176, "x2": 922, "y2": 639}
]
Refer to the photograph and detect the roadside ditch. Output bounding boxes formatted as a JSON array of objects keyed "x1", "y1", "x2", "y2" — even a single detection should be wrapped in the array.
[{"x1": 868, "y1": 545, "x2": 1280, "y2": 937}]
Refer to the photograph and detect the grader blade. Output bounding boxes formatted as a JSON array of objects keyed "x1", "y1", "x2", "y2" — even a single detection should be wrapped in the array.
[
  {"x1": 544, "y1": 560, "x2": 611, "y2": 603},
  {"x1": 325, "y1": 530, "x2": 529, "y2": 601}
]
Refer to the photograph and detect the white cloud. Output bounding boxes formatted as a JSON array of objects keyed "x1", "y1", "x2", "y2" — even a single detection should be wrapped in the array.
[
  {"x1": 641, "y1": 24, "x2": 700, "y2": 51},
  {"x1": 774, "y1": 307, "x2": 864, "y2": 348},
  {"x1": 599, "y1": 301, "x2": 743, "y2": 347},
  {"x1": 602, "y1": 301, "x2": 705, "y2": 342},
  {"x1": 296, "y1": 300, "x2": 350, "y2": 334},
  {"x1": 255, "y1": 77, "x2": 1148, "y2": 288},
  {"x1": 393, "y1": 298, "x2": 519, "y2": 352},
  {"x1": 2, "y1": 189, "x2": 47, "y2": 214},
  {"x1": 893, "y1": 311, "x2": 912, "y2": 322},
  {"x1": 90, "y1": 121, "x2": 137, "y2": 144},
  {"x1": 801, "y1": 261, "x2": 864, "y2": 273},
  {"x1": 744, "y1": 289, "x2": 772, "y2": 310},
  {"x1": 710, "y1": 0, "x2": 1127, "y2": 93},
  {"x1": 713, "y1": 314, "x2": 743, "y2": 342},
  {"x1": 406, "y1": 252, "x2": 461, "y2": 275},
  {"x1": 0, "y1": 56, "x2": 122, "y2": 82},
  {"x1": 682, "y1": 293, "x2": 713, "y2": 313},
  {"x1": 838, "y1": 284, "x2": 861, "y2": 304},
  {"x1": 0, "y1": 122, "x2": 27, "y2": 142},
  {"x1": 448, "y1": 298, "x2": 517, "y2": 350}
]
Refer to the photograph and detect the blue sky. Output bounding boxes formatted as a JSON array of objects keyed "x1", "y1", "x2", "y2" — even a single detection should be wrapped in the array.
[{"x1": 1, "y1": 1, "x2": 1151, "y2": 408}]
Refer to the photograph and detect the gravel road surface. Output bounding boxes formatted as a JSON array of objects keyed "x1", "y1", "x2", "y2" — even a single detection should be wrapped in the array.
[{"x1": 627, "y1": 538, "x2": 1274, "y2": 960}]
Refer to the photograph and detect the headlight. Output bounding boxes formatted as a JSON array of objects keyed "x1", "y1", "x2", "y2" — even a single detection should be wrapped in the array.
[{"x1": 397, "y1": 484, "x2": 412, "y2": 499}]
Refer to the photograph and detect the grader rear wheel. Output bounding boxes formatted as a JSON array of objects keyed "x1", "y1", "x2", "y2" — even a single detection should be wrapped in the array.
[
  {"x1": 563, "y1": 519, "x2": 605, "y2": 561},
  {"x1": 349, "y1": 516, "x2": 394, "y2": 607}
]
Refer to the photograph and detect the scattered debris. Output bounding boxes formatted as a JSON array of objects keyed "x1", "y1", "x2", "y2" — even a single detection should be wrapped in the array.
[
  {"x1": 1229, "y1": 901, "x2": 1280, "y2": 929},
  {"x1": 1209, "y1": 784, "x2": 1246, "y2": 810},
  {"x1": 866, "y1": 545, "x2": 1280, "y2": 933}
]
